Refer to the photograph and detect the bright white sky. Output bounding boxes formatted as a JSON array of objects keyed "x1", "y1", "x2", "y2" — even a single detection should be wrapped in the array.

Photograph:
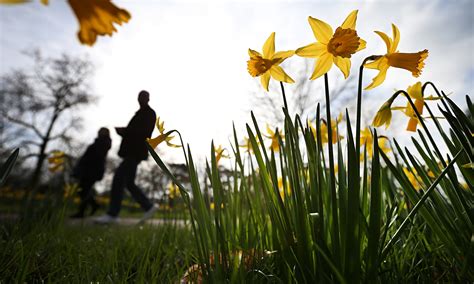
[{"x1": 0, "y1": 0, "x2": 473, "y2": 166}]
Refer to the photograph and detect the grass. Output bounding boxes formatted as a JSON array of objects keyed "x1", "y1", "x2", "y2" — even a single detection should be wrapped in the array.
[{"x1": 0, "y1": 208, "x2": 195, "y2": 282}]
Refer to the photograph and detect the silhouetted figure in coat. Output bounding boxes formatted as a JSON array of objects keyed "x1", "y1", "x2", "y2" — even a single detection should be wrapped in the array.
[
  {"x1": 95, "y1": 90, "x2": 158, "y2": 224},
  {"x1": 70, "y1": 127, "x2": 111, "y2": 218}
]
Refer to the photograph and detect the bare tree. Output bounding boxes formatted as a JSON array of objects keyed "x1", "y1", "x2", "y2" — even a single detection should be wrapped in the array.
[
  {"x1": 250, "y1": 61, "x2": 356, "y2": 125},
  {"x1": 0, "y1": 50, "x2": 96, "y2": 187}
]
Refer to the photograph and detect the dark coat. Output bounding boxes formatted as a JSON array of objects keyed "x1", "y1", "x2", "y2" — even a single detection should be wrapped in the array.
[
  {"x1": 118, "y1": 105, "x2": 156, "y2": 161},
  {"x1": 73, "y1": 136, "x2": 112, "y2": 182}
]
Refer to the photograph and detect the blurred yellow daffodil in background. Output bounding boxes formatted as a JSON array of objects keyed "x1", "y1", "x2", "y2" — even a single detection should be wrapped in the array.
[
  {"x1": 308, "y1": 116, "x2": 344, "y2": 145},
  {"x1": 147, "y1": 117, "x2": 180, "y2": 149},
  {"x1": 360, "y1": 127, "x2": 391, "y2": 158},
  {"x1": 277, "y1": 177, "x2": 291, "y2": 201},
  {"x1": 214, "y1": 144, "x2": 230, "y2": 164},
  {"x1": 0, "y1": 0, "x2": 131, "y2": 46},
  {"x1": 247, "y1": 32, "x2": 295, "y2": 91},
  {"x1": 239, "y1": 136, "x2": 259, "y2": 154},
  {"x1": 167, "y1": 182, "x2": 180, "y2": 199},
  {"x1": 48, "y1": 150, "x2": 66, "y2": 173},
  {"x1": 265, "y1": 125, "x2": 284, "y2": 152},
  {"x1": 296, "y1": 10, "x2": 366, "y2": 80},
  {"x1": 364, "y1": 24, "x2": 428, "y2": 90},
  {"x1": 403, "y1": 82, "x2": 425, "y2": 132},
  {"x1": 403, "y1": 167, "x2": 422, "y2": 191}
]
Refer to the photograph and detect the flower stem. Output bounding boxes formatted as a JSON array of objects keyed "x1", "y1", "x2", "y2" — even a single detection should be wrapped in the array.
[
  {"x1": 324, "y1": 73, "x2": 340, "y2": 263},
  {"x1": 355, "y1": 56, "x2": 377, "y2": 164},
  {"x1": 280, "y1": 81, "x2": 289, "y2": 112}
]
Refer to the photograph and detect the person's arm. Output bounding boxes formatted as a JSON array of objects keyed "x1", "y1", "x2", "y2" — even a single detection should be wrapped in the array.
[{"x1": 115, "y1": 127, "x2": 126, "y2": 136}]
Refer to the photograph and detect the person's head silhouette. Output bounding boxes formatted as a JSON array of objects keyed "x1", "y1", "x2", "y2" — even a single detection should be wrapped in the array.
[
  {"x1": 138, "y1": 90, "x2": 150, "y2": 108},
  {"x1": 98, "y1": 127, "x2": 110, "y2": 138}
]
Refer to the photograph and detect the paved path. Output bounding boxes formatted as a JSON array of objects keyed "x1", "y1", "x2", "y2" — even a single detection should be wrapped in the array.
[
  {"x1": 0, "y1": 213, "x2": 187, "y2": 227},
  {"x1": 68, "y1": 216, "x2": 188, "y2": 227}
]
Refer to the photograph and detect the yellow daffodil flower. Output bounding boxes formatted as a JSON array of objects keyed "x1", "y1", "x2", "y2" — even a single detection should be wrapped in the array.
[
  {"x1": 308, "y1": 116, "x2": 343, "y2": 144},
  {"x1": 277, "y1": 177, "x2": 291, "y2": 201},
  {"x1": 296, "y1": 10, "x2": 366, "y2": 80},
  {"x1": 360, "y1": 128, "x2": 392, "y2": 158},
  {"x1": 1, "y1": 0, "x2": 130, "y2": 46},
  {"x1": 403, "y1": 82, "x2": 425, "y2": 132},
  {"x1": 247, "y1": 32, "x2": 295, "y2": 91},
  {"x1": 68, "y1": 0, "x2": 131, "y2": 46},
  {"x1": 364, "y1": 24, "x2": 428, "y2": 90},
  {"x1": 147, "y1": 117, "x2": 180, "y2": 149},
  {"x1": 214, "y1": 144, "x2": 230, "y2": 164},
  {"x1": 167, "y1": 182, "x2": 180, "y2": 199},
  {"x1": 403, "y1": 167, "x2": 422, "y2": 190},
  {"x1": 239, "y1": 136, "x2": 259, "y2": 154},
  {"x1": 48, "y1": 150, "x2": 65, "y2": 173},
  {"x1": 372, "y1": 100, "x2": 393, "y2": 129},
  {"x1": 265, "y1": 125, "x2": 284, "y2": 152}
]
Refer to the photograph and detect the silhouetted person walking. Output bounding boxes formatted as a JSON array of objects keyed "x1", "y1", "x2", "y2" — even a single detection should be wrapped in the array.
[
  {"x1": 70, "y1": 127, "x2": 112, "y2": 218},
  {"x1": 95, "y1": 90, "x2": 158, "y2": 224}
]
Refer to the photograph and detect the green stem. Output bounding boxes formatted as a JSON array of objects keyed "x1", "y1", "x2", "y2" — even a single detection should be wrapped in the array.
[
  {"x1": 280, "y1": 81, "x2": 289, "y2": 112},
  {"x1": 324, "y1": 73, "x2": 340, "y2": 264},
  {"x1": 355, "y1": 56, "x2": 377, "y2": 165}
]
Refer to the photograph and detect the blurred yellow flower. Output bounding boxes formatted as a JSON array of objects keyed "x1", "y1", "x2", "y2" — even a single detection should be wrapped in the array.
[
  {"x1": 48, "y1": 150, "x2": 66, "y2": 173},
  {"x1": 308, "y1": 116, "x2": 343, "y2": 145},
  {"x1": 64, "y1": 182, "x2": 79, "y2": 198},
  {"x1": 372, "y1": 100, "x2": 393, "y2": 129},
  {"x1": 68, "y1": 0, "x2": 131, "y2": 46},
  {"x1": 247, "y1": 32, "x2": 295, "y2": 91},
  {"x1": 167, "y1": 182, "x2": 180, "y2": 199},
  {"x1": 365, "y1": 24, "x2": 428, "y2": 90},
  {"x1": 214, "y1": 144, "x2": 230, "y2": 164},
  {"x1": 403, "y1": 167, "x2": 421, "y2": 190},
  {"x1": 265, "y1": 125, "x2": 284, "y2": 152},
  {"x1": 1, "y1": 0, "x2": 131, "y2": 46},
  {"x1": 277, "y1": 177, "x2": 291, "y2": 201},
  {"x1": 239, "y1": 136, "x2": 259, "y2": 154},
  {"x1": 147, "y1": 117, "x2": 180, "y2": 149},
  {"x1": 360, "y1": 128, "x2": 391, "y2": 158},
  {"x1": 404, "y1": 87, "x2": 425, "y2": 132},
  {"x1": 296, "y1": 10, "x2": 366, "y2": 80}
]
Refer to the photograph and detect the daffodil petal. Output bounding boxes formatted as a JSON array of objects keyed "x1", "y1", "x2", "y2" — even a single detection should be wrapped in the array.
[
  {"x1": 365, "y1": 65, "x2": 389, "y2": 90},
  {"x1": 0, "y1": 0, "x2": 30, "y2": 4},
  {"x1": 263, "y1": 32, "x2": 275, "y2": 58},
  {"x1": 248, "y1": 49, "x2": 262, "y2": 58},
  {"x1": 272, "y1": 50, "x2": 294, "y2": 64},
  {"x1": 260, "y1": 72, "x2": 271, "y2": 91},
  {"x1": 270, "y1": 65, "x2": 295, "y2": 84},
  {"x1": 407, "y1": 81, "x2": 423, "y2": 100},
  {"x1": 295, "y1": 42, "x2": 327, "y2": 58},
  {"x1": 374, "y1": 31, "x2": 392, "y2": 53},
  {"x1": 390, "y1": 23, "x2": 400, "y2": 53},
  {"x1": 308, "y1": 16, "x2": 333, "y2": 44},
  {"x1": 341, "y1": 10, "x2": 358, "y2": 30},
  {"x1": 333, "y1": 56, "x2": 351, "y2": 79},
  {"x1": 357, "y1": 38, "x2": 366, "y2": 51},
  {"x1": 364, "y1": 57, "x2": 384, "y2": 70},
  {"x1": 310, "y1": 53, "x2": 333, "y2": 80}
]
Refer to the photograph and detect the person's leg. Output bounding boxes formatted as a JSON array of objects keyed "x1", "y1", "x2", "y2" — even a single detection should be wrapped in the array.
[
  {"x1": 106, "y1": 159, "x2": 128, "y2": 217},
  {"x1": 71, "y1": 178, "x2": 95, "y2": 218},
  {"x1": 124, "y1": 159, "x2": 153, "y2": 211}
]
